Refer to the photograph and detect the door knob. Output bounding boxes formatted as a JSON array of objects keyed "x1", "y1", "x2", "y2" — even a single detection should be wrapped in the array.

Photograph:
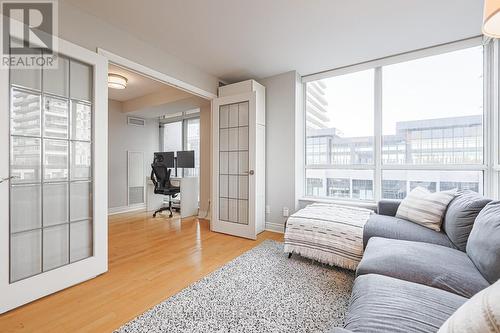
[
  {"x1": 0, "y1": 176, "x2": 18, "y2": 183},
  {"x1": 248, "y1": 170, "x2": 255, "y2": 175}
]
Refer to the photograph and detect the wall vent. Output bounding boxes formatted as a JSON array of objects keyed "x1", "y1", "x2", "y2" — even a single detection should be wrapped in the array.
[{"x1": 127, "y1": 116, "x2": 146, "y2": 127}]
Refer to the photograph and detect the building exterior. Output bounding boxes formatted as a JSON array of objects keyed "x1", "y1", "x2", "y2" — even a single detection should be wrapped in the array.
[
  {"x1": 306, "y1": 80, "x2": 330, "y2": 130},
  {"x1": 306, "y1": 115, "x2": 483, "y2": 200}
]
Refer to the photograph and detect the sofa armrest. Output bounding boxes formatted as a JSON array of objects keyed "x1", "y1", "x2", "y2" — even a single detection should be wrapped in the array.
[{"x1": 377, "y1": 199, "x2": 402, "y2": 217}]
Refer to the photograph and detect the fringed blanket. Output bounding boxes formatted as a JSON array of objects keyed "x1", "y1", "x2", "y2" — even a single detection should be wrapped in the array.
[{"x1": 284, "y1": 203, "x2": 373, "y2": 270}]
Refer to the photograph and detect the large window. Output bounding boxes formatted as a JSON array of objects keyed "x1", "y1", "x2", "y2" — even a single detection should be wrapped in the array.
[
  {"x1": 163, "y1": 121, "x2": 183, "y2": 152},
  {"x1": 381, "y1": 46, "x2": 484, "y2": 198},
  {"x1": 161, "y1": 112, "x2": 200, "y2": 177},
  {"x1": 184, "y1": 118, "x2": 200, "y2": 177},
  {"x1": 305, "y1": 69, "x2": 375, "y2": 200},
  {"x1": 305, "y1": 41, "x2": 489, "y2": 201}
]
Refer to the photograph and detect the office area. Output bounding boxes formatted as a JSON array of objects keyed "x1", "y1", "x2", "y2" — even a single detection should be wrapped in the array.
[{"x1": 107, "y1": 63, "x2": 211, "y2": 218}]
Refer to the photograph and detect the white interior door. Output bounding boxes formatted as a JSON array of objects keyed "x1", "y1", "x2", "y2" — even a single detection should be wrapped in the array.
[
  {"x1": 211, "y1": 93, "x2": 256, "y2": 239},
  {"x1": 0, "y1": 38, "x2": 108, "y2": 313}
]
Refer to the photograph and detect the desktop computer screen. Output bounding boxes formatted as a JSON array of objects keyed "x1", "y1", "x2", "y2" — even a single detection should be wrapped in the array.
[
  {"x1": 153, "y1": 152, "x2": 175, "y2": 168},
  {"x1": 176, "y1": 150, "x2": 195, "y2": 168}
]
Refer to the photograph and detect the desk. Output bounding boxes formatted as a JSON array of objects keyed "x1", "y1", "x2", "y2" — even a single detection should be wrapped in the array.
[{"x1": 146, "y1": 176, "x2": 199, "y2": 218}]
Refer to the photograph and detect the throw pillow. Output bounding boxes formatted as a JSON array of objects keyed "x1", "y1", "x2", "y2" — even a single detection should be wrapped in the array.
[
  {"x1": 466, "y1": 201, "x2": 500, "y2": 284},
  {"x1": 438, "y1": 279, "x2": 500, "y2": 333},
  {"x1": 396, "y1": 187, "x2": 457, "y2": 232},
  {"x1": 442, "y1": 190, "x2": 491, "y2": 252}
]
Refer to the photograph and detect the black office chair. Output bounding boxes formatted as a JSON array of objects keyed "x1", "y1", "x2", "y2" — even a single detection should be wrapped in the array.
[{"x1": 150, "y1": 163, "x2": 180, "y2": 218}]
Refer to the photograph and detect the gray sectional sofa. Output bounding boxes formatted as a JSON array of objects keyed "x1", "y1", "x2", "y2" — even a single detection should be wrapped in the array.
[{"x1": 332, "y1": 190, "x2": 500, "y2": 333}]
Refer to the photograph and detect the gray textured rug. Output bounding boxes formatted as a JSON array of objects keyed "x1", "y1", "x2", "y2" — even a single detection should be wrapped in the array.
[{"x1": 115, "y1": 240, "x2": 354, "y2": 333}]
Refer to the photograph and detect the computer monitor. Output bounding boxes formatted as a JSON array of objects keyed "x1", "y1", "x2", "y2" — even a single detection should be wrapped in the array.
[
  {"x1": 153, "y1": 152, "x2": 175, "y2": 168},
  {"x1": 176, "y1": 150, "x2": 195, "y2": 168}
]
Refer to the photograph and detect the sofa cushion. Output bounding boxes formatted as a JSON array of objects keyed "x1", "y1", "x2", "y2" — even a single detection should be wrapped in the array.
[
  {"x1": 357, "y1": 237, "x2": 490, "y2": 298},
  {"x1": 344, "y1": 274, "x2": 466, "y2": 333},
  {"x1": 438, "y1": 279, "x2": 500, "y2": 333},
  {"x1": 466, "y1": 201, "x2": 500, "y2": 284},
  {"x1": 363, "y1": 214, "x2": 455, "y2": 249},
  {"x1": 396, "y1": 187, "x2": 456, "y2": 231},
  {"x1": 442, "y1": 190, "x2": 491, "y2": 252}
]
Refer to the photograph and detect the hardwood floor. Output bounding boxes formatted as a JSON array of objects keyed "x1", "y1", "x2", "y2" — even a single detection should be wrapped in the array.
[{"x1": 0, "y1": 211, "x2": 283, "y2": 333}]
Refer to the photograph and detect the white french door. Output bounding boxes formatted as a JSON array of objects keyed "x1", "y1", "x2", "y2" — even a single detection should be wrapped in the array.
[
  {"x1": 212, "y1": 93, "x2": 257, "y2": 239},
  {"x1": 0, "y1": 38, "x2": 108, "y2": 313}
]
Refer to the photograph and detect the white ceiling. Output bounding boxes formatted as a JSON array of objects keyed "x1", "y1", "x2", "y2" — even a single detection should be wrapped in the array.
[
  {"x1": 67, "y1": 0, "x2": 483, "y2": 83},
  {"x1": 127, "y1": 96, "x2": 208, "y2": 118},
  {"x1": 107, "y1": 64, "x2": 209, "y2": 118},
  {"x1": 108, "y1": 64, "x2": 173, "y2": 101}
]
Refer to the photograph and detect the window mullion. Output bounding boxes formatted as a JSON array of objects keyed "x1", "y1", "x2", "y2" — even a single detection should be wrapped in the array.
[
  {"x1": 374, "y1": 67, "x2": 383, "y2": 202},
  {"x1": 482, "y1": 38, "x2": 495, "y2": 198},
  {"x1": 487, "y1": 39, "x2": 500, "y2": 198}
]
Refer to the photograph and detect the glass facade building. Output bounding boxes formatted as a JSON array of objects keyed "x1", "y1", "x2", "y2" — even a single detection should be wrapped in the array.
[{"x1": 306, "y1": 115, "x2": 483, "y2": 199}]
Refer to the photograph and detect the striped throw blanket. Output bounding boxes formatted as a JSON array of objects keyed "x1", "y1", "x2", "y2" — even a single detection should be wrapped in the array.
[{"x1": 284, "y1": 203, "x2": 373, "y2": 270}]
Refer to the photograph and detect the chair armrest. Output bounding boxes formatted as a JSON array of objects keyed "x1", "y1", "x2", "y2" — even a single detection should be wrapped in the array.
[
  {"x1": 377, "y1": 199, "x2": 402, "y2": 217},
  {"x1": 150, "y1": 168, "x2": 158, "y2": 187}
]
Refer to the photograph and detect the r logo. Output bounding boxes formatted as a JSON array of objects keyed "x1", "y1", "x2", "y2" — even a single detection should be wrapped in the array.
[{"x1": 2, "y1": 1, "x2": 54, "y2": 55}]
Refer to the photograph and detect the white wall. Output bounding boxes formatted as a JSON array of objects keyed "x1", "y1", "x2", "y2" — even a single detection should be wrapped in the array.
[
  {"x1": 58, "y1": 2, "x2": 219, "y2": 96},
  {"x1": 259, "y1": 71, "x2": 303, "y2": 231},
  {"x1": 108, "y1": 99, "x2": 160, "y2": 209}
]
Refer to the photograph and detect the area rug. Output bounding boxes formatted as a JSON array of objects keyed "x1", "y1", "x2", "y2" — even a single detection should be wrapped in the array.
[{"x1": 114, "y1": 240, "x2": 354, "y2": 333}]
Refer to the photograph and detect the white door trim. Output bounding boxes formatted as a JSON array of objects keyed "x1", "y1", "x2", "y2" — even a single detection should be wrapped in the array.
[{"x1": 96, "y1": 48, "x2": 217, "y2": 100}]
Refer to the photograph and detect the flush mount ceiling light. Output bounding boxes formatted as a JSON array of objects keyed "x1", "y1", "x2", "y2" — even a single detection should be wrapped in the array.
[
  {"x1": 483, "y1": 0, "x2": 500, "y2": 38},
  {"x1": 108, "y1": 73, "x2": 128, "y2": 89}
]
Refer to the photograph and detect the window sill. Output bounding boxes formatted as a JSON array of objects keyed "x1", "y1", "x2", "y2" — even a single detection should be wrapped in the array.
[{"x1": 299, "y1": 197, "x2": 377, "y2": 211}]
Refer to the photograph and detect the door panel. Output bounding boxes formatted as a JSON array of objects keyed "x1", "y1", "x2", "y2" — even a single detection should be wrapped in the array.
[
  {"x1": 212, "y1": 94, "x2": 257, "y2": 239},
  {"x1": 218, "y1": 101, "x2": 250, "y2": 226},
  {"x1": 69, "y1": 220, "x2": 93, "y2": 263},
  {"x1": 11, "y1": 136, "x2": 42, "y2": 183},
  {"x1": 0, "y1": 37, "x2": 108, "y2": 313},
  {"x1": 10, "y1": 230, "x2": 42, "y2": 281},
  {"x1": 10, "y1": 184, "x2": 42, "y2": 233},
  {"x1": 43, "y1": 224, "x2": 69, "y2": 271},
  {"x1": 9, "y1": 56, "x2": 91, "y2": 282}
]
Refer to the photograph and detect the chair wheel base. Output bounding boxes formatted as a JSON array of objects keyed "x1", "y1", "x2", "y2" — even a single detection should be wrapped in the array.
[{"x1": 153, "y1": 206, "x2": 174, "y2": 218}]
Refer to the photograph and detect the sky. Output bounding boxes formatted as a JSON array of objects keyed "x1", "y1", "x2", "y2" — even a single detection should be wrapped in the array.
[{"x1": 315, "y1": 45, "x2": 483, "y2": 137}]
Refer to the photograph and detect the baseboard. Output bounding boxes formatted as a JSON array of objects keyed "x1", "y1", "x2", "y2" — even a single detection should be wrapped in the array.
[
  {"x1": 108, "y1": 204, "x2": 146, "y2": 215},
  {"x1": 265, "y1": 222, "x2": 284, "y2": 234}
]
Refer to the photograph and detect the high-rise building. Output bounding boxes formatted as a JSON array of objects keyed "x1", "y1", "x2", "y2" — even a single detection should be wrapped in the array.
[{"x1": 306, "y1": 80, "x2": 330, "y2": 130}]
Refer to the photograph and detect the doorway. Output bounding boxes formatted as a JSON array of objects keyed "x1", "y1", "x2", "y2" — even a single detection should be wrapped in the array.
[{"x1": 104, "y1": 54, "x2": 213, "y2": 219}]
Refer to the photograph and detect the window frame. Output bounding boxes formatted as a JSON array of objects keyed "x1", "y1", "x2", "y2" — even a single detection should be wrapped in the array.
[
  {"x1": 302, "y1": 36, "x2": 499, "y2": 202},
  {"x1": 492, "y1": 40, "x2": 500, "y2": 199},
  {"x1": 183, "y1": 117, "x2": 200, "y2": 177},
  {"x1": 159, "y1": 109, "x2": 201, "y2": 178}
]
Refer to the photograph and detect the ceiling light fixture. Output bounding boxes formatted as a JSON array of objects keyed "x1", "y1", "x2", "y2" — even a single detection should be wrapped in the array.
[
  {"x1": 108, "y1": 73, "x2": 128, "y2": 89},
  {"x1": 483, "y1": 0, "x2": 500, "y2": 38}
]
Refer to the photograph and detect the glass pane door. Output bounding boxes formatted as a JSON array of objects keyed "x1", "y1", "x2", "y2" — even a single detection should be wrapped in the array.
[
  {"x1": 219, "y1": 102, "x2": 249, "y2": 225},
  {"x1": 9, "y1": 56, "x2": 93, "y2": 282}
]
